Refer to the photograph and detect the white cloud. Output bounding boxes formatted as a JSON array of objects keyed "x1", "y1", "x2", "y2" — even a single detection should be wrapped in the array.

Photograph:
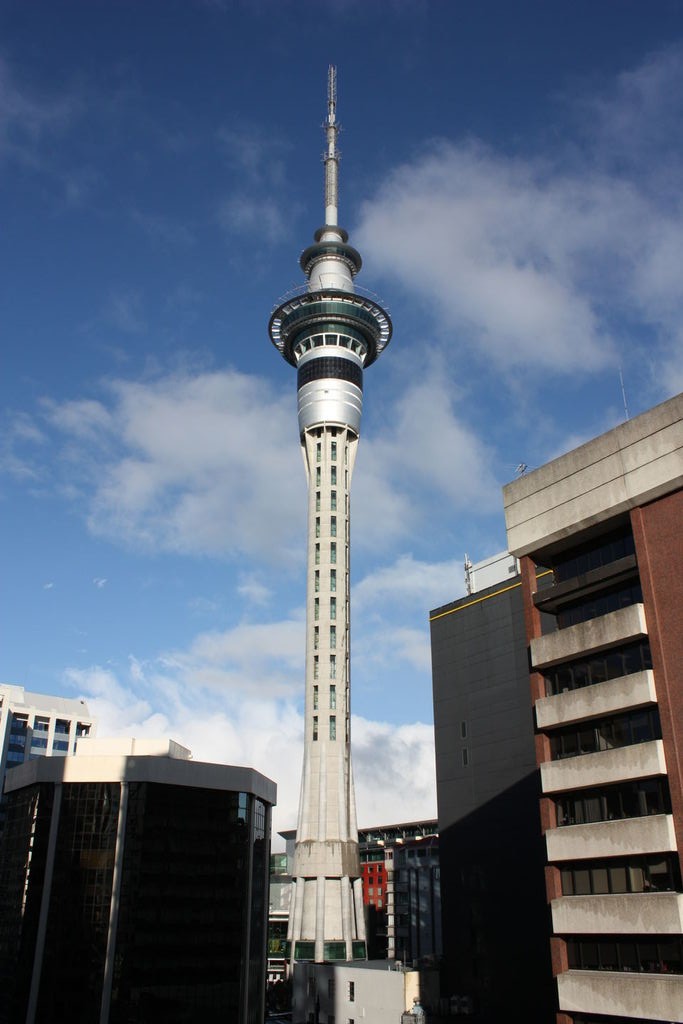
[
  {"x1": 40, "y1": 369, "x2": 305, "y2": 561},
  {"x1": 355, "y1": 46, "x2": 683, "y2": 390},
  {"x1": 354, "y1": 554, "x2": 464, "y2": 618},
  {"x1": 66, "y1": 653, "x2": 437, "y2": 838},
  {"x1": 0, "y1": 56, "x2": 82, "y2": 165},
  {"x1": 354, "y1": 364, "x2": 500, "y2": 551}
]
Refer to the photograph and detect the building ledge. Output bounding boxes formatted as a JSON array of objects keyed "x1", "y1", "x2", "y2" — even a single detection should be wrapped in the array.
[
  {"x1": 531, "y1": 604, "x2": 647, "y2": 670},
  {"x1": 536, "y1": 670, "x2": 657, "y2": 729},
  {"x1": 557, "y1": 968, "x2": 683, "y2": 1022},
  {"x1": 551, "y1": 892, "x2": 683, "y2": 934},
  {"x1": 540, "y1": 739, "x2": 666, "y2": 794},
  {"x1": 546, "y1": 814, "x2": 677, "y2": 863}
]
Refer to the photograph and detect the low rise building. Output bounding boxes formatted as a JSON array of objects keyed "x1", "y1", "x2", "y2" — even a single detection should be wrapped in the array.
[{"x1": 0, "y1": 736, "x2": 276, "y2": 1024}]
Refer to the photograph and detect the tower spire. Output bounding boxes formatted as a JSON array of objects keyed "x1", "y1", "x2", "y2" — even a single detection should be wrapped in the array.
[{"x1": 324, "y1": 64, "x2": 339, "y2": 226}]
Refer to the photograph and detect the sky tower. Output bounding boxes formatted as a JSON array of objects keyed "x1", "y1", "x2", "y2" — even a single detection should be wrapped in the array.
[{"x1": 269, "y1": 67, "x2": 392, "y2": 965}]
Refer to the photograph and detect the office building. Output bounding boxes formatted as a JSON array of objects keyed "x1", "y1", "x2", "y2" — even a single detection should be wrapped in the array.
[
  {"x1": 268, "y1": 66, "x2": 391, "y2": 964},
  {"x1": 430, "y1": 554, "x2": 556, "y2": 1020},
  {"x1": 503, "y1": 392, "x2": 683, "y2": 1023},
  {"x1": 0, "y1": 737, "x2": 276, "y2": 1024},
  {"x1": 0, "y1": 683, "x2": 95, "y2": 833}
]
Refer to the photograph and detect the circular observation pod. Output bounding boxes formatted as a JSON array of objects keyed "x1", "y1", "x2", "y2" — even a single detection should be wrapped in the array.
[{"x1": 268, "y1": 289, "x2": 392, "y2": 369}]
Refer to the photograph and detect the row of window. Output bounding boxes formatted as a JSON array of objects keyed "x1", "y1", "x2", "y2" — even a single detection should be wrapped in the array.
[
  {"x1": 549, "y1": 707, "x2": 660, "y2": 761},
  {"x1": 296, "y1": 332, "x2": 367, "y2": 359},
  {"x1": 315, "y1": 516, "x2": 347, "y2": 539},
  {"x1": 315, "y1": 542, "x2": 338, "y2": 564},
  {"x1": 312, "y1": 715, "x2": 337, "y2": 741},
  {"x1": 560, "y1": 854, "x2": 681, "y2": 896},
  {"x1": 544, "y1": 640, "x2": 652, "y2": 697},
  {"x1": 315, "y1": 467, "x2": 339, "y2": 486},
  {"x1": 313, "y1": 656, "x2": 337, "y2": 680},
  {"x1": 552, "y1": 525, "x2": 635, "y2": 584},
  {"x1": 316, "y1": 435, "x2": 341, "y2": 463},
  {"x1": 556, "y1": 582, "x2": 642, "y2": 629},
  {"x1": 556, "y1": 778, "x2": 670, "y2": 827},
  {"x1": 567, "y1": 935, "x2": 682, "y2": 974},
  {"x1": 313, "y1": 626, "x2": 337, "y2": 649},
  {"x1": 314, "y1": 570, "x2": 337, "y2": 592},
  {"x1": 313, "y1": 597, "x2": 337, "y2": 620},
  {"x1": 313, "y1": 685, "x2": 337, "y2": 709}
]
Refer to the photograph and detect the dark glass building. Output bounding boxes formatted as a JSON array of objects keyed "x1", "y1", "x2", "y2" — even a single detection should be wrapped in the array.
[{"x1": 0, "y1": 741, "x2": 275, "y2": 1024}]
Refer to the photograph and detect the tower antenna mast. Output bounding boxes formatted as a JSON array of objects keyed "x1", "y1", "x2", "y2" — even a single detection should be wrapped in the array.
[{"x1": 324, "y1": 64, "x2": 339, "y2": 226}]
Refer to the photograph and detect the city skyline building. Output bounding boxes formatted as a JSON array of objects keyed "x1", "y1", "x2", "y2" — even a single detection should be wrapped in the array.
[
  {"x1": 504, "y1": 392, "x2": 683, "y2": 1023},
  {"x1": 0, "y1": 684, "x2": 96, "y2": 836},
  {"x1": 0, "y1": 737, "x2": 275, "y2": 1024},
  {"x1": 429, "y1": 553, "x2": 556, "y2": 1020},
  {"x1": 268, "y1": 67, "x2": 392, "y2": 965}
]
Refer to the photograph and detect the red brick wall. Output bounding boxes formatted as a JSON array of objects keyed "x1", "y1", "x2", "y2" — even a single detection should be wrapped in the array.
[{"x1": 631, "y1": 489, "x2": 683, "y2": 877}]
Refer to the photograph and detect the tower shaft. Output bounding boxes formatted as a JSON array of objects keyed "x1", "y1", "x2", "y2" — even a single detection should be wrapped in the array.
[{"x1": 268, "y1": 66, "x2": 392, "y2": 966}]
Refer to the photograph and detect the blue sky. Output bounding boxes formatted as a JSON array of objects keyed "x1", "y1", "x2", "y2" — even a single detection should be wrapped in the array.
[{"x1": 3, "y1": 0, "x2": 683, "y2": 836}]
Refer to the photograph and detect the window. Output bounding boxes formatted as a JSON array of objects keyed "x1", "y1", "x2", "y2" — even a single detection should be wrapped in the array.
[
  {"x1": 316, "y1": 491, "x2": 321, "y2": 511},
  {"x1": 462, "y1": 748, "x2": 469, "y2": 766},
  {"x1": 330, "y1": 655, "x2": 336, "y2": 679},
  {"x1": 314, "y1": 626, "x2": 319, "y2": 650},
  {"x1": 544, "y1": 640, "x2": 652, "y2": 696},
  {"x1": 315, "y1": 570, "x2": 320, "y2": 592},
  {"x1": 330, "y1": 597, "x2": 336, "y2": 619},
  {"x1": 550, "y1": 708, "x2": 661, "y2": 760},
  {"x1": 331, "y1": 466, "x2": 337, "y2": 485},
  {"x1": 315, "y1": 517, "x2": 320, "y2": 538},
  {"x1": 330, "y1": 542, "x2": 337, "y2": 564},
  {"x1": 331, "y1": 440, "x2": 337, "y2": 461},
  {"x1": 315, "y1": 543, "x2": 320, "y2": 565},
  {"x1": 330, "y1": 685, "x2": 336, "y2": 709},
  {"x1": 314, "y1": 598, "x2": 320, "y2": 620},
  {"x1": 314, "y1": 656, "x2": 319, "y2": 680},
  {"x1": 330, "y1": 626, "x2": 336, "y2": 648},
  {"x1": 313, "y1": 685, "x2": 319, "y2": 710},
  {"x1": 331, "y1": 516, "x2": 337, "y2": 537},
  {"x1": 330, "y1": 568, "x2": 336, "y2": 591},
  {"x1": 330, "y1": 716, "x2": 336, "y2": 740},
  {"x1": 557, "y1": 777, "x2": 671, "y2": 827},
  {"x1": 460, "y1": 721, "x2": 467, "y2": 739},
  {"x1": 316, "y1": 467, "x2": 321, "y2": 486},
  {"x1": 313, "y1": 716, "x2": 318, "y2": 741},
  {"x1": 331, "y1": 490, "x2": 337, "y2": 511},
  {"x1": 316, "y1": 441, "x2": 321, "y2": 463}
]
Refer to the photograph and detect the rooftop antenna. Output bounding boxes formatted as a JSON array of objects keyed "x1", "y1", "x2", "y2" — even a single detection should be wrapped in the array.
[
  {"x1": 324, "y1": 64, "x2": 339, "y2": 226},
  {"x1": 619, "y1": 366, "x2": 630, "y2": 420}
]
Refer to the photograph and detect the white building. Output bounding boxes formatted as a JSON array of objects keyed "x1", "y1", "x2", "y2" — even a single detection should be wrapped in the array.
[
  {"x1": 293, "y1": 960, "x2": 434, "y2": 1024},
  {"x1": 0, "y1": 683, "x2": 95, "y2": 830}
]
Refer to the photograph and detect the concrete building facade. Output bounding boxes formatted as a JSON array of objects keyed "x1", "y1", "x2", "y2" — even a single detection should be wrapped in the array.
[
  {"x1": 0, "y1": 738, "x2": 276, "y2": 1024},
  {"x1": 503, "y1": 392, "x2": 683, "y2": 1023},
  {"x1": 268, "y1": 67, "x2": 391, "y2": 965},
  {"x1": 0, "y1": 684, "x2": 95, "y2": 835}
]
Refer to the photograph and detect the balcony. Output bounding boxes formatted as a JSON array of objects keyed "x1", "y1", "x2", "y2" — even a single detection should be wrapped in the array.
[
  {"x1": 536, "y1": 671, "x2": 656, "y2": 729},
  {"x1": 546, "y1": 814, "x2": 677, "y2": 863},
  {"x1": 557, "y1": 969, "x2": 683, "y2": 1022},
  {"x1": 551, "y1": 893, "x2": 683, "y2": 935},
  {"x1": 541, "y1": 740, "x2": 667, "y2": 794},
  {"x1": 531, "y1": 604, "x2": 647, "y2": 670}
]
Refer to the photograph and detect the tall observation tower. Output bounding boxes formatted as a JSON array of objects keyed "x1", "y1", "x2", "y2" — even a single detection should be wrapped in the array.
[{"x1": 269, "y1": 67, "x2": 392, "y2": 965}]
